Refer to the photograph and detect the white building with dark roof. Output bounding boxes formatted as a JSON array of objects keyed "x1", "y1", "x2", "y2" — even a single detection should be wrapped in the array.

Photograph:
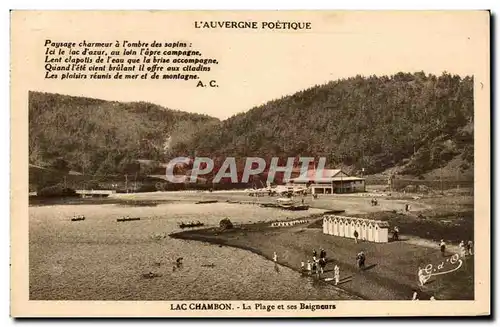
[{"x1": 289, "y1": 168, "x2": 365, "y2": 194}]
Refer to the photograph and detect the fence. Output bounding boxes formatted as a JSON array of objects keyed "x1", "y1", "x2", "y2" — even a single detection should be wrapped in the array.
[{"x1": 364, "y1": 178, "x2": 474, "y2": 192}]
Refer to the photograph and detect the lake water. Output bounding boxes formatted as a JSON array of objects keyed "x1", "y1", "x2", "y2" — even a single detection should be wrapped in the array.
[{"x1": 29, "y1": 202, "x2": 355, "y2": 300}]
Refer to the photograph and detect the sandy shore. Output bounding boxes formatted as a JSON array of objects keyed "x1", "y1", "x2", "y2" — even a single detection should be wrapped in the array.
[{"x1": 170, "y1": 218, "x2": 474, "y2": 301}]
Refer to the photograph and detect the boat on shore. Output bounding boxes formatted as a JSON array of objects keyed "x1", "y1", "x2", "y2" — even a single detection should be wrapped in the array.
[
  {"x1": 280, "y1": 204, "x2": 310, "y2": 211},
  {"x1": 259, "y1": 202, "x2": 309, "y2": 210},
  {"x1": 117, "y1": 216, "x2": 141, "y2": 222},
  {"x1": 195, "y1": 200, "x2": 218, "y2": 204},
  {"x1": 179, "y1": 221, "x2": 205, "y2": 229},
  {"x1": 274, "y1": 197, "x2": 310, "y2": 211}
]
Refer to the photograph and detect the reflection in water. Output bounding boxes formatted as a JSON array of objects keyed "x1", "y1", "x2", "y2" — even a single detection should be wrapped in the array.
[{"x1": 29, "y1": 202, "x2": 354, "y2": 300}]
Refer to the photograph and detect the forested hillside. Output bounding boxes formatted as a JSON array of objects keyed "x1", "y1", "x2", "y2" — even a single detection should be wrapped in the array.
[
  {"x1": 29, "y1": 92, "x2": 219, "y2": 175},
  {"x1": 29, "y1": 71, "x2": 474, "y2": 181},
  {"x1": 171, "y1": 72, "x2": 474, "y2": 177}
]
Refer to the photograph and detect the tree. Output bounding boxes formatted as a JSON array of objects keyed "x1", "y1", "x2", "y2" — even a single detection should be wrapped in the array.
[{"x1": 50, "y1": 157, "x2": 70, "y2": 173}]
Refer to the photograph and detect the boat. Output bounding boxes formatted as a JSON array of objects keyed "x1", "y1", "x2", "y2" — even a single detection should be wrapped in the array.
[
  {"x1": 275, "y1": 198, "x2": 309, "y2": 211},
  {"x1": 195, "y1": 200, "x2": 218, "y2": 204},
  {"x1": 71, "y1": 215, "x2": 85, "y2": 222},
  {"x1": 179, "y1": 221, "x2": 205, "y2": 229},
  {"x1": 276, "y1": 197, "x2": 294, "y2": 204},
  {"x1": 279, "y1": 204, "x2": 310, "y2": 211},
  {"x1": 117, "y1": 216, "x2": 141, "y2": 222},
  {"x1": 142, "y1": 272, "x2": 162, "y2": 279},
  {"x1": 260, "y1": 202, "x2": 280, "y2": 208},
  {"x1": 201, "y1": 263, "x2": 216, "y2": 268}
]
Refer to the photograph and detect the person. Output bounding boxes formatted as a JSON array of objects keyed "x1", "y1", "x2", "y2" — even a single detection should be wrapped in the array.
[
  {"x1": 319, "y1": 258, "x2": 326, "y2": 274},
  {"x1": 312, "y1": 249, "x2": 317, "y2": 262},
  {"x1": 418, "y1": 267, "x2": 426, "y2": 286},
  {"x1": 311, "y1": 260, "x2": 317, "y2": 276},
  {"x1": 334, "y1": 265, "x2": 340, "y2": 285},
  {"x1": 300, "y1": 261, "x2": 305, "y2": 271},
  {"x1": 440, "y1": 240, "x2": 446, "y2": 257},
  {"x1": 273, "y1": 252, "x2": 278, "y2": 263},
  {"x1": 467, "y1": 240, "x2": 474, "y2": 255},
  {"x1": 393, "y1": 226, "x2": 400, "y2": 241},
  {"x1": 412, "y1": 291, "x2": 419, "y2": 301},
  {"x1": 320, "y1": 248, "x2": 326, "y2": 259},
  {"x1": 306, "y1": 260, "x2": 312, "y2": 275},
  {"x1": 301, "y1": 198, "x2": 305, "y2": 205},
  {"x1": 405, "y1": 203, "x2": 410, "y2": 212},
  {"x1": 459, "y1": 241, "x2": 466, "y2": 258},
  {"x1": 353, "y1": 230, "x2": 359, "y2": 243},
  {"x1": 356, "y1": 251, "x2": 366, "y2": 269},
  {"x1": 430, "y1": 296, "x2": 436, "y2": 301}
]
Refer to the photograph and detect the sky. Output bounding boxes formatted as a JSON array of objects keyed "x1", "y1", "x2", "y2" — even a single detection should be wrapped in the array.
[{"x1": 12, "y1": 11, "x2": 489, "y2": 120}]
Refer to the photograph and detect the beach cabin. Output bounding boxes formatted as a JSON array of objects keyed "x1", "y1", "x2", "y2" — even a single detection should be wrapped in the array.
[
  {"x1": 355, "y1": 221, "x2": 361, "y2": 239},
  {"x1": 327, "y1": 217, "x2": 334, "y2": 235},
  {"x1": 343, "y1": 218, "x2": 351, "y2": 238},
  {"x1": 367, "y1": 222, "x2": 375, "y2": 242},
  {"x1": 338, "y1": 219, "x2": 345, "y2": 237},
  {"x1": 373, "y1": 221, "x2": 390, "y2": 243},
  {"x1": 361, "y1": 221, "x2": 368, "y2": 241},
  {"x1": 323, "y1": 217, "x2": 329, "y2": 234},
  {"x1": 349, "y1": 220, "x2": 356, "y2": 239},
  {"x1": 333, "y1": 217, "x2": 339, "y2": 236}
]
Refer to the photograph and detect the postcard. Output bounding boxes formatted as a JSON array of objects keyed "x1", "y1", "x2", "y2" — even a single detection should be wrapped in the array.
[{"x1": 10, "y1": 10, "x2": 490, "y2": 317}]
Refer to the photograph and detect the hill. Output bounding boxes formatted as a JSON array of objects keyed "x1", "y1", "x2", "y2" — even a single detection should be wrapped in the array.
[
  {"x1": 170, "y1": 71, "x2": 474, "y2": 178},
  {"x1": 29, "y1": 91, "x2": 219, "y2": 176}
]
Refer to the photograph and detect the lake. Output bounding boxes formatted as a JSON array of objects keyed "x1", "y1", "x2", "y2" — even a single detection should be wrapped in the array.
[{"x1": 29, "y1": 202, "x2": 355, "y2": 300}]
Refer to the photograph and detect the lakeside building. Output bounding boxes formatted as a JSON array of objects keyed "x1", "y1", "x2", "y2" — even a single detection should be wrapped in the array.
[{"x1": 288, "y1": 169, "x2": 365, "y2": 194}]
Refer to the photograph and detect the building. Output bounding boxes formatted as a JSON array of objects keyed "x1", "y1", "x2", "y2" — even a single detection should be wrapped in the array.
[
  {"x1": 289, "y1": 169, "x2": 365, "y2": 194},
  {"x1": 323, "y1": 215, "x2": 390, "y2": 243}
]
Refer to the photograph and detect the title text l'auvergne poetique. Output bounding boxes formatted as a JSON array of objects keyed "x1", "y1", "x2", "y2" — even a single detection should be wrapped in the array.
[{"x1": 194, "y1": 21, "x2": 312, "y2": 30}]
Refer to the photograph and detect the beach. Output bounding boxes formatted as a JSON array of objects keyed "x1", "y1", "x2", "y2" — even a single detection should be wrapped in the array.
[
  {"x1": 170, "y1": 217, "x2": 474, "y2": 300},
  {"x1": 29, "y1": 190, "x2": 474, "y2": 301}
]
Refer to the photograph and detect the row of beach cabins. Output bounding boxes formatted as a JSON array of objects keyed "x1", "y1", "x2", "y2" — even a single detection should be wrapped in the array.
[{"x1": 322, "y1": 215, "x2": 390, "y2": 243}]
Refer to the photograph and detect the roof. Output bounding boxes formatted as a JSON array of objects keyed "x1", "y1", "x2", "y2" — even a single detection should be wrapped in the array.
[
  {"x1": 323, "y1": 215, "x2": 390, "y2": 228},
  {"x1": 290, "y1": 168, "x2": 363, "y2": 183},
  {"x1": 292, "y1": 176, "x2": 365, "y2": 183}
]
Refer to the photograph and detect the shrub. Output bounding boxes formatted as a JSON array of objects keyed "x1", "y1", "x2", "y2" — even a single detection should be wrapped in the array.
[
  {"x1": 38, "y1": 184, "x2": 78, "y2": 197},
  {"x1": 137, "y1": 183, "x2": 158, "y2": 193},
  {"x1": 219, "y1": 218, "x2": 234, "y2": 230}
]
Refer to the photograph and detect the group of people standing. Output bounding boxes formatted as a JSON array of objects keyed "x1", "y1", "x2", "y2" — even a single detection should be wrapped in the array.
[
  {"x1": 459, "y1": 240, "x2": 474, "y2": 257},
  {"x1": 300, "y1": 248, "x2": 342, "y2": 285},
  {"x1": 439, "y1": 239, "x2": 473, "y2": 257},
  {"x1": 301, "y1": 248, "x2": 328, "y2": 275}
]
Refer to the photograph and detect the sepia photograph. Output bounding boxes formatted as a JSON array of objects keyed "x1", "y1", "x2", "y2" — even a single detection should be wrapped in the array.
[{"x1": 10, "y1": 10, "x2": 490, "y2": 317}]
